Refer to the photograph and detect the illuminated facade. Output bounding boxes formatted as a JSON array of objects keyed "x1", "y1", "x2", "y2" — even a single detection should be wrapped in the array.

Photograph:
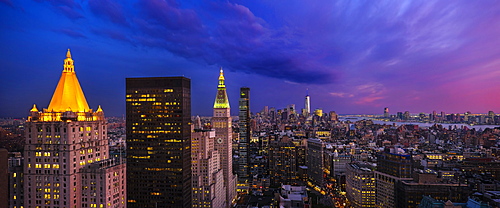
[
  {"x1": 191, "y1": 129, "x2": 225, "y2": 208},
  {"x1": 268, "y1": 137, "x2": 298, "y2": 186},
  {"x1": 126, "y1": 77, "x2": 192, "y2": 208},
  {"x1": 238, "y1": 87, "x2": 250, "y2": 184},
  {"x1": 346, "y1": 162, "x2": 376, "y2": 208},
  {"x1": 212, "y1": 69, "x2": 237, "y2": 207},
  {"x1": 24, "y1": 49, "x2": 126, "y2": 208}
]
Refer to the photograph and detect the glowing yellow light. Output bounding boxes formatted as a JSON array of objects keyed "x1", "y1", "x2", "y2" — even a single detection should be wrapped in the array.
[{"x1": 47, "y1": 49, "x2": 90, "y2": 113}]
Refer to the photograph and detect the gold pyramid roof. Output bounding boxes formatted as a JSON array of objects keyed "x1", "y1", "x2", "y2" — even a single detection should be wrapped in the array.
[
  {"x1": 47, "y1": 49, "x2": 90, "y2": 112},
  {"x1": 213, "y1": 68, "x2": 230, "y2": 109}
]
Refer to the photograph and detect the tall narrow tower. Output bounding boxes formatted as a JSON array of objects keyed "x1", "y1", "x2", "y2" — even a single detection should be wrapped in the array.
[
  {"x1": 212, "y1": 68, "x2": 237, "y2": 207},
  {"x1": 304, "y1": 90, "x2": 311, "y2": 117},
  {"x1": 24, "y1": 49, "x2": 126, "y2": 208},
  {"x1": 238, "y1": 87, "x2": 250, "y2": 183},
  {"x1": 126, "y1": 77, "x2": 192, "y2": 208}
]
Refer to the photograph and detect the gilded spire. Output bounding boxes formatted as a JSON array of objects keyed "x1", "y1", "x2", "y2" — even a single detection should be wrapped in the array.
[
  {"x1": 63, "y1": 48, "x2": 74, "y2": 72},
  {"x1": 47, "y1": 49, "x2": 90, "y2": 112},
  {"x1": 30, "y1": 104, "x2": 38, "y2": 112},
  {"x1": 218, "y1": 67, "x2": 225, "y2": 88},
  {"x1": 213, "y1": 68, "x2": 230, "y2": 109}
]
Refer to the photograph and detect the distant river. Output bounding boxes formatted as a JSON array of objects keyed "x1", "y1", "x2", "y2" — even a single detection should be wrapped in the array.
[{"x1": 340, "y1": 117, "x2": 500, "y2": 129}]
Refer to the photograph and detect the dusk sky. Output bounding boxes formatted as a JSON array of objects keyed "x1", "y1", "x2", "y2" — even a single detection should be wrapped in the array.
[{"x1": 2, "y1": 0, "x2": 500, "y2": 117}]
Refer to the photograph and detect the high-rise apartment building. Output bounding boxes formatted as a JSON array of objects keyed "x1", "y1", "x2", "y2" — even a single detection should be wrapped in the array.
[
  {"x1": 238, "y1": 87, "x2": 250, "y2": 183},
  {"x1": 191, "y1": 129, "x2": 225, "y2": 208},
  {"x1": 24, "y1": 49, "x2": 126, "y2": 208},
  {"x1": 212, "y1": 69, "x2": 237, "y2": 207},
  {"x1": 126, "y1": 77, "x2": 191, "y2": 208}
]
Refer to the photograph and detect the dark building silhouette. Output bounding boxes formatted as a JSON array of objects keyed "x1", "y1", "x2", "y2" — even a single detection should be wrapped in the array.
[
  {"x1": 126, "y1": 77, "x2": 192, "y2": 208},
  {"x1": 0, "y1": 149, "x2": 7, "y2": 208},
  {"x1": 238, "y1": 87, "x2": 251, "y2": 184}
]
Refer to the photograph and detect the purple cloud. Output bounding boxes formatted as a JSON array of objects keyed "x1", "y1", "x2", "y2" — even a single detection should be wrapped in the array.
[
  {"x1": 0, "y1": 0, "x2": 14, "y2": 7},
  {"x1": 88, "y1": 0, "x2": 127, "y2": 25},
  {"x1": 34, "y1": 0, "x2": 83, "y2": 19},
  {"x1": 53, "y1": 28, "x2": 86, "y2": 38}
]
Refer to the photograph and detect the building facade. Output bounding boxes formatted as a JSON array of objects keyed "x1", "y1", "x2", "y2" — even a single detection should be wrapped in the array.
[
  {"x1": 126, "y1": 77, "x2": 192, "y2": 207},
  {"x1": 375, "y1": 150, "x2": 413, "y2": 208},
  {"x1": 23, "y1": 49, "x2": 126, "y2": 208},
  {"x1": 307, "y1": 138, "x2": 325, "y2": 188},
  {"x1": 238, "y1": 87, "x2": 251, "y2": 184},
  {"x1": 191, "y1": 129, "x2": 226, "y2": 208},
  {"x1": 346, "y1": 162, "x2": 376, "y2": 208}
]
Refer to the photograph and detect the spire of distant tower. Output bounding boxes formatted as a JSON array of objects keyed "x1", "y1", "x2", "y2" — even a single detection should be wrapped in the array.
[
  {"x1": 47, "y1": 49, "x2": 90, "y2": 112},
  {"x1": 305, "y1": 89, "x2": 311, "y2": 116},
  {"x1": 214, "y1": 68, "x2": 230, "y2": 109}
]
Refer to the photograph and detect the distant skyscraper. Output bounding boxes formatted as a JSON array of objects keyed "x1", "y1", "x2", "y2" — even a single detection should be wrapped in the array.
[
  {"x1": 238, "y1": 87, "x2": 251, "y2": 183},
  {"x1": 126, "y1": 77, "x2": 192, "y2": 208},
  {"x1": 212, "y1": 69, "x2": 237, "y2": 207},
  {"x1": 384, "y1": 107, "x2": 389, "y2": 118},
  {"x1": 24, "y1": 49, "x2": 126, "y2": 208},
  {"x1": 304, "y1": 90, "x2": 311, "y2": 117}
]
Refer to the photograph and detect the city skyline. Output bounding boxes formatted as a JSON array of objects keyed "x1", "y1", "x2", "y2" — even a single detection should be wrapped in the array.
[{"x1": 2, "y1": 1, "x2": 500, "y2": 117}]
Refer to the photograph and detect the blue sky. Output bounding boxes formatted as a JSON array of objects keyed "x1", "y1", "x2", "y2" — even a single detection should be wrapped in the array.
[{"x1": 2, "y1": 0, "x2": 500, "y2": 117}]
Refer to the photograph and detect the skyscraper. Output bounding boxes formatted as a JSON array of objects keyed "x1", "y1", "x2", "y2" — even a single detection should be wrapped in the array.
[
  {"x1": 126, "y1": 77, "x2": 191, "y2": 208},
  {"x1": 238, "y1": 87, "x2": 250, "y2": 184},
  {"x1": 24, "y1": 49, "x2": 126, "y2": 208},
  {"x1": 212, "y1": 69, "x2": 237, "y2": 207},
  {"x1": 304, "y1": 90, "x2": 311, "y2": 117}
]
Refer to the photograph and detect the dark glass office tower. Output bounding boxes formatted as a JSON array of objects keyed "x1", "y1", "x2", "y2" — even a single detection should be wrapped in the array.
[
  {"x1": 238, "y1": 87, "x2": 250, "y2": 183},
  {"x1": 126, "y1": 77, "x2": 191, "y2": 208}
]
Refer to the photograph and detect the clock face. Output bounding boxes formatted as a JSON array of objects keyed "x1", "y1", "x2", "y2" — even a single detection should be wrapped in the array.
[{"x1": 217, "y1": 138, "x2": 223, "y2": 144}]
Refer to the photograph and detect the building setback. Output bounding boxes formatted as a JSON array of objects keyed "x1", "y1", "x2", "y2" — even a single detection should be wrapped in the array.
[
  {"x1": 23, "y1": 49, "x2": 126, "y2": 208},
  {"x1": 191, "y1": 129, "x2": 225, "y2": 208},
  {"x1": 126, "y1": 77, "x2": 191, "y2": 208}
]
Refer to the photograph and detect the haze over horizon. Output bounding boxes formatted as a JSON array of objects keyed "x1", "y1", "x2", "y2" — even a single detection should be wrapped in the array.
[{"x1": 2, "y1": 0, "x2": 500, "y2": 117}]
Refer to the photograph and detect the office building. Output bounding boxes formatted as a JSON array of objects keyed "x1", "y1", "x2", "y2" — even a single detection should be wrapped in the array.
[
  {"x1": 211, "y1": 69, "x2": 237, "y2": 207},
  {"x1": 238, "y1": 87, "x2": 251, "y2": 183},
  {"x1": 126, "y1": 77, "x2": 191, "y2": 207},
  {"x1": 24, "y1": 49, "x2": 126, "y2": 208},
  {"x1": 346, "y1": 162, "x2": 376, "y2": 208}
]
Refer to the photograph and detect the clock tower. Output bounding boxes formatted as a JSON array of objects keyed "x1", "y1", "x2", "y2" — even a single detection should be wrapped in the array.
[{"x1": 212, "y1": 68, "x2": 237, "y2": 207}]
